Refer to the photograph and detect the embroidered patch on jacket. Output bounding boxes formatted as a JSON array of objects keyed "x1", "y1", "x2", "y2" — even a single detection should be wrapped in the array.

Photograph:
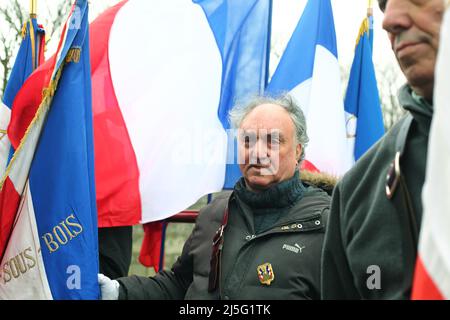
[{"x1": 257, "y1": 263, "x2": 275, "y2": 285}]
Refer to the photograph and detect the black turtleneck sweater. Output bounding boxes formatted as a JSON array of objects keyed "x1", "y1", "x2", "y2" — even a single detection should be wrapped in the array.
[{"x1": 233, "y1": 170, "x2": 305, "y2": 234}]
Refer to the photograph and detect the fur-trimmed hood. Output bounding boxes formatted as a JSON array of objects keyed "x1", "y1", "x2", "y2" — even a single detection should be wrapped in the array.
[{"x1": 300, "y1": 170, "x2": 339, "y2": 196}]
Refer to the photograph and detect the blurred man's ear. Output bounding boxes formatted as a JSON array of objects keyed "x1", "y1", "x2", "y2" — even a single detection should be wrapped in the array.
[
  {"x1": 296, "y1": 144, "x2": 302, "y2": 164},
  {"x1": 378, "y1": 0, "x2": 387, "y2": 12}
]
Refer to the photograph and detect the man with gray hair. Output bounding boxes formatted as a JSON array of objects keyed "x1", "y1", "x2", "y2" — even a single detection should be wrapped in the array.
[{"x1": 98, "y1": 94, "x2": 334, "y2": 300}]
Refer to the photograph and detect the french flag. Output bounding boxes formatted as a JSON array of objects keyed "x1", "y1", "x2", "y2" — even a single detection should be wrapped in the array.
[
  {"x1": 0, "y1": 17, "x2": 45, "y2": 177},
  {"x1": 267, "y1": 0, "x2": 352, "y2": 176},
  {"x1": 411, "y1": 5, "x2": 450, "y2": 300},
  {"x1": 89, "y1": 0, "x2": 271, "y2": 227},
  {"x1": 0, "y1": 0, "x2": 99, "y2": 299},
  {"x1": 344, "y1": 13, "x2": 384, "y2": 162}
]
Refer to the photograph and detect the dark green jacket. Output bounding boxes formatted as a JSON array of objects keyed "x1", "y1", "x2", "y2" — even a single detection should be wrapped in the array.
[
  {"x1": 321, "y1": 85, "x2": 433, "y2": 299},
  {"x1": 118, "y1": 183, "x2": 330, "y2": 300}
]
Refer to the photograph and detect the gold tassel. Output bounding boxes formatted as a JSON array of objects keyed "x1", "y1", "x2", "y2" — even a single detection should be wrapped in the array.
[
  {"x1": 354, "y1": 18, "x2": 369, "y2": 49},
  {"x1": 65, "y1": 48, "x2": 81, "y2": 63},
  {"x1": 21, "y1": 22, "x2": 28, "y2": 38},
  {"x1": 42, "y1": 78, "x2": 58, "y2": 99}
]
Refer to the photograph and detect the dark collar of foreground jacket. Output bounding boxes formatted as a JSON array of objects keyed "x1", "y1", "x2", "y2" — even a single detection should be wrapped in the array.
[
  {"x1": 399, "y1": 84, "x2": 433, "y2": 136},
  {"x1": 233, "y1": 170, "x2": 305, "y2": 210}
]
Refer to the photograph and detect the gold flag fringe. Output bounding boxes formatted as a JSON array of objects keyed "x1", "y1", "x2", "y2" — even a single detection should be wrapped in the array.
[
  {"x1": 65, "y1": 48, "x2": 81, "y2": 63},
  {"x1": 354, "y1": 18, "x2": 369, "y2": 49},
  {"x1": 0, "y1": 63, "x2": 65, "y2": 189},
  {"x1": 21, "y1": 22, "x2": 28, "y2": 38}
]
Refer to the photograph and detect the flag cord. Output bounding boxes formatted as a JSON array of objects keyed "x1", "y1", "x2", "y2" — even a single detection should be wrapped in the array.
[
  {"x1": 30, "y1": 20, "x2": 36, "y2": 70},
  {"x1": 0, "y1": 64, "x2": 65, "y2": 190}
]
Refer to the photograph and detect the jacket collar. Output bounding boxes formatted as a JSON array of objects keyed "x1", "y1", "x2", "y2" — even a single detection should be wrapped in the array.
[
  {"x1": 399, "y1": 84, "x2": 433, "y2": 136},
  {"x1": 231, "y1": 184, "x2": 329, "y2": 230},
  {"x1": 233, "y1": 170, "x2": 305, "y2": 210}
]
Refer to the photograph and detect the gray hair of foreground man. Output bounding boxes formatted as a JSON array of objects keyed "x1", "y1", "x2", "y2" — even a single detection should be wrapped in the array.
[{"x1": 229, "y1": 94, "x2": 309, "y2": 161}]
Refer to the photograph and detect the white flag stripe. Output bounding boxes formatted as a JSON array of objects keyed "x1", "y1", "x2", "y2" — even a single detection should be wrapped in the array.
[
  {"x1": 419, "y1": 6, "x2": 450, "y2": 299},
  {"x1": 290, "y1": 45, "x2": 352, "y2": 176},
  {"x1": 0, "y1": 182, "x2": 52, "y2": 300},
  {"x1": 0, "y1": 102, "x2": 11, "y2": 177},
  {"x1": 109, "y1": 0, "x2": 227, "y2": 223}
]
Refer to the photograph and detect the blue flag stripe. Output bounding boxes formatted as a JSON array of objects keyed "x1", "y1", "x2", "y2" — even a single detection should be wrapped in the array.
[
  {"x1": 2, "y1": 18, "x2": 44, "y2": 108},
  {"x1": 193, "y1": 0, "x2": 271, "y2": 188},
  {"x1": 268, "y1": 0, "x2": 338, "y2": 92},
  {"x1": 28, "y1": 0, "x2": 99, "y2": 299},
  {"x1": 344, "y1": 18, "x2": 384, "y2": 160}
]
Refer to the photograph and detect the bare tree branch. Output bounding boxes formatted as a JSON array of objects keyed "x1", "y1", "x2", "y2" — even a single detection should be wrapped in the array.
[
  {"x1": 0, "y1": 0, "x2": 28, "y2": 96},
  {"x1": 13, "y1": 0, "x2": 25, "y2": 41},
  {"x1": 44, "y1": 0, "x2": 70, "y2": 47},
  {"x1": 376, "y1": 64, "x2": 405, "y2": 130},
  {"x1": 0, "y1": 33, "x2": 13, "y2": 95},
  {"x1": 0, "y1": 0, "x2": 70, "y2": 97}
]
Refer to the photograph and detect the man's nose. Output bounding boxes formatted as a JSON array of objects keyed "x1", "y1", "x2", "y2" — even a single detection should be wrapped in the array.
[
  {"x1": 251, "y1": 138, "x2": 269, "y2": 163},
  {"x1": 382, "y1": 1, "x2": 412, "y2": 36}
]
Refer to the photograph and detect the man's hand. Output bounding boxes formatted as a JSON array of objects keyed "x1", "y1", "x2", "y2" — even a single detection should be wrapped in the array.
[{"x1": 98, "y1": 274, "x2": 120, "y2": 300}]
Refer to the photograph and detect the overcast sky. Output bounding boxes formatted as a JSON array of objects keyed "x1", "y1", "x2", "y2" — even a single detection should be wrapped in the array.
[{"x1": 273, "y1": 0, "x2": 398, "y2": 66}]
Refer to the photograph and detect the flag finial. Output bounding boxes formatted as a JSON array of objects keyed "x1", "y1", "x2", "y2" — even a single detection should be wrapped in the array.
[
  {"x1": 30, "y1": 0, "x2": 37, "y2": 17},
  {"x1": 367, "y1": 0, "x2": 373, "y2": 17}
]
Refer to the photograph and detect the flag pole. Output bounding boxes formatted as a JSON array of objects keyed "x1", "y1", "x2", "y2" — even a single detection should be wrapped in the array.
[
  {"x1": 30, "y1": 0, "x2": 37, "y2": 18},
  {"x1": 29, "y1": 0, "x2": 37, "y2": 70},
  {"x1": 264, "y1": 0, "x2": 273, "y2": 88},
  {"x1": 367, "y1": 0, "x2": 374, "y2": 50}
]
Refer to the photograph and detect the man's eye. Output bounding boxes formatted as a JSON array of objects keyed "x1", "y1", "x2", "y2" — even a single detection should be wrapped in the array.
[
  {"x1": 240, "y1": 134, "x2": 256, "y2": 147},
  {"x1": 242, "y1": 135, "x2": 254, "y2": 147},
  {"x1": 268, "y1": 136, "x2": 281, "y2": 146}
]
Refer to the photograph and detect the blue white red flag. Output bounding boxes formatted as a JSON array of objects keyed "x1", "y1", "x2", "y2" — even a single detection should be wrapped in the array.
[
  {"x1": 0, "y1": 17, "x2": 45, "y2": 176},
  {"x1": 88, "y1": 0, "x2": 271, "y2": 225},
  {"x1": 267, "y1": 0, "x2": 352, "y2": 176},
  {"x1": 0, "y1": 0, "x2": 99, "y2": 299},
  {"x1": 194, "y1": 0, "x2": 272, "y2": 188}
]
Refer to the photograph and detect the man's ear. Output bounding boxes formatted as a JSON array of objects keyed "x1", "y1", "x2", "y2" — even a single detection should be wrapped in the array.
[{"x1": 296, "y1": 144, "x2": 302, "y2": 163}]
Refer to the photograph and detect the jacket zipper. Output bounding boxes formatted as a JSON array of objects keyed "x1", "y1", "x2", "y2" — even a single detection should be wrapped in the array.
[{"x1": 249, "y1": 213, "x2": 323, "y2": 240}]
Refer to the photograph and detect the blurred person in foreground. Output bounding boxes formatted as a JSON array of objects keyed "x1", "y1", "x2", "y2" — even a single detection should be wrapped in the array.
[{"x1": 321, "y1": 0, "x2": 446, "y2": 299}]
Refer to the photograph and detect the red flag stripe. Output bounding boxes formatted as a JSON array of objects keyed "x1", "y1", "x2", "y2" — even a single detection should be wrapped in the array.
[
  {"x1": 8, "y1": 60, "x2": 52, "y2": 149},
  {"x1": 411, "y1": 256, "x2": 444, "y2": 300},
  {"x1": 0, "y1": 178, "x2": 21, "y2": 258},
  {"x1": 139, "y1": 222, "x2": 164, "y2": 272},
  {"x1": 89, "y1": 0, "x2": 141, "y2": 227}
]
